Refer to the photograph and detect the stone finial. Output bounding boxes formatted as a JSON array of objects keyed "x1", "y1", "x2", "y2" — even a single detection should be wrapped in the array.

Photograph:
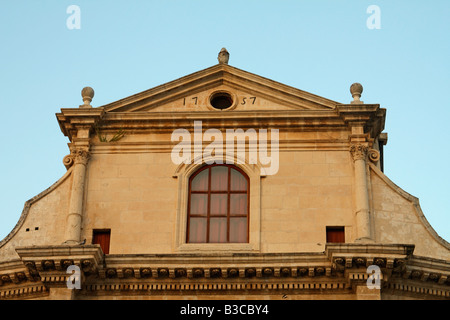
[
  {"x1": 350, "y1": 83, "x2": 363, "y2": 104},
  {"x1": 81, "y1": 86, "x2": 95, "y2": 107},
  {"x1": 218, "y1": 48, "x2": 229, "y2": 64}
]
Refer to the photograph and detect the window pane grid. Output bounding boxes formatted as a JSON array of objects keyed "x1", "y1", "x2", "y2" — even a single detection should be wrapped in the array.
[{"x1": 187, "y1": 165, "x2": 249, "y2": 243}]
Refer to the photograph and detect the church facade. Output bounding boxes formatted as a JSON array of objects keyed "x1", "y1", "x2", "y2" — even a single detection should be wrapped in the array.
[{"x1": 0, "y1": 49, "x2": 449, "y2": 300}]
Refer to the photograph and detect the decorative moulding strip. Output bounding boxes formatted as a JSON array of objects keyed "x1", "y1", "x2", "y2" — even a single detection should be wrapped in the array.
[
  {"x1": 100, "y1": 109, "x2": 342, "y2": 122},
  {"x1": 84, "y1": 281, "x2": 349, "y2": 293},
  {"x1": 0, "y1": 285, "x2": 47, "y2": 299},
  {"x1": 101, "y1": 64, "x2": 339, "y2": 113},
  {"x1": 386, "y1": 281, "x2": 450, "y2": 298},
  {"x1": 124, "y1": 79, "x2": 224, "y2": 112},
  {"x1": 89, "y1": 141, "x2": 350, "y2": 154}
]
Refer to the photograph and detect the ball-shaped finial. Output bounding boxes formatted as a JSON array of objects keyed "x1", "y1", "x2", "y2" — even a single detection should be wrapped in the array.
[
  {"x1": 81, "y1": 86, "x2": 95, "y2": 106},
  {"x1": 350, "y1": 83, "x2": 363, "y2": 104},
  {"x1": 218, "y1": 48, "x2": 230, "y2": 64}
]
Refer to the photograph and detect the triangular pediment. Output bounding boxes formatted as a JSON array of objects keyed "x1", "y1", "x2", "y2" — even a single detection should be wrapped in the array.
[{"x1": 100, "y1": 64, "x2": 339, "y2": 113}]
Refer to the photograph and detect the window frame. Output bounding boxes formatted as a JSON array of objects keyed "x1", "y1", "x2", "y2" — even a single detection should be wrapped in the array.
[
  {"x1": 326, "y1": 226, "x2": 345, "y2": 243},
  {"x1": 92, "y1": 229, "x2": 111, "y2": 254},
  {"x1": 174, "y1": 154, "x2": 262, "y2": 253},
  {"x1": 186, "y1": 164, "x2": 250, "y2": 244}
]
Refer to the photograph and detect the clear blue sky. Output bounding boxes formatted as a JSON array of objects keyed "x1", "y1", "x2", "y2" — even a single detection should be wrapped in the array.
[{"x1": 0, "y1": 1, "x2": 449, "y2": 243}]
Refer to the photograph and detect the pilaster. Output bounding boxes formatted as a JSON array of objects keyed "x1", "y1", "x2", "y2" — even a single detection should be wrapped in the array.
[
  {"x1": 350, "y1": 142, "x2": 372, "y2": 241},
  {"x1": 337, "y1": 83, "x2": 385, "y2": 243},
  {"x1": 56, "y1": 87, "x2": 104, "y2": 245}
]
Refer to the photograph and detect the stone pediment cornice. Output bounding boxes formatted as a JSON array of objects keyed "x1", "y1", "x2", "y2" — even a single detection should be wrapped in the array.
[
  {"x1": 56, "y1": 107, "x2": 105, "y2": 141},
  {"x1": 92, "y1": 106, "x2": 384, "y2": 137},
  {"x1": 100, "y1": 64, "x2": 339, "y2": 113},
  {"x1": 54, "y1": 66, "x2": 387, "y2": 144},
  {"x1": 55, "y1": 105, "x2": 386, "y2": 148}
]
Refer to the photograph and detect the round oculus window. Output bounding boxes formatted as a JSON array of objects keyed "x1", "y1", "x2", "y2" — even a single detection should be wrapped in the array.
[{"x1": 210, "y1": 92, "x2": 234, "y2": 110}]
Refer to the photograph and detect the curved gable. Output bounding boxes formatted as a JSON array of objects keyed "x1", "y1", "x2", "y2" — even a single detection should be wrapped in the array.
[{"x1": 369, "y1": 163, "x2": 450, "y2": 260}]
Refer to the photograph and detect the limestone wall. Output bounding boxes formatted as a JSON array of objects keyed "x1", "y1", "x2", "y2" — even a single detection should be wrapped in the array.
[
  {"x1": 370, "y1": 164, "x2": 450, "y2": 260},
  {"x1": 0, "y1": 170, "x2": 72, "y2": 261},
  {"x1": 81, "y1": 146, "x2": 355, "y2": 255},
  {"x1": 83, "y1": 152, "x2": 178, "y2": 254},
  {"x1": 1, "y1": 133, "x2": 448, "y2": 261},
  {"x1": 261, "y1": 150, "x2": 354, "y2": 252}
]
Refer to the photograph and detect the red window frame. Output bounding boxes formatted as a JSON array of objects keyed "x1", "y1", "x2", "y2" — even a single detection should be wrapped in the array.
[
  {"x1": 186, "y1": 164, "x2": 249, "y2": 243},
  {"x1": 93, "y1": 229, "x2": 111, "y2": 254},
  {"x1": 326, "y1": 226, "x2": 345, "y2": 243}
]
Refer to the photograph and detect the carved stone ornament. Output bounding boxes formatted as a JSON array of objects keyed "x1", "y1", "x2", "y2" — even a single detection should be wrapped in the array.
[
  {"x1": 72, "y1": 149, "x2": 90, "y2": 165},
  {"x1": 368, "y1": 149, "x2": 380, "y2": 163},
  {"x1": 106, "y1": 268, "x2": 117, "y2": 278},
  {"x1": 350, "y1": 83, "x2": 363, "y2": 103},
  {"x1": 210, "y1": 268, "x2": 221, "y2": 278},
  {"x1": 246, "y1": 268, "x2": 256, "y2": 277},
  {"x1": 218, "y1": 48, "x2": 230, "y2": 64},
  {"x1": 298, "y1": 268, "x2": 308, "y2": 276},
  {"x1": 281, "y1": 268, "x2": 291, "y2": 276},
  {"x1": 193, "y1": 268, "x2": 204, "y2": 278},
  {"x1": 411, "y1": 270, "x2": 422, "y2": 279},
  {"x1": 350, "y1": 144, "x2": 369, "y2": 161},
  {"x1": 16, "y1": 272, "x2": 26, "y2": 282},
  {"x1": 228, "y1": 268, "x2": 238, "y2": 277},
  {"x1": 263, "y1": 268, "x2": 273, "y2": 276},
  {"x1": 43, "y1": 260, "x2": 55, "y2": 270},
  {"x1": 175, "y1": 269, "x2": 186, "y2": 278},
  {"x1": 81, "y1": 86, "x2": 95, "y2": 107},
  {"x1": 1, "y1": 275, "x2": 11, "y2": 282},
  {"x1": 63, "y1": 154, "x2": 74, "y2": 169},
  {"x1": 123, "y1": 268, "x2": 134, "y2": 278},
  {"x1": 374, "y1": 258, "x2": 386, "y2": 267},
  {"x1": 354, "y1": 257, "x2": 366, "y2": 267},
  {"x1": 315, "y1": 267, "x2": 325, "y2": 275},
  {"x1": 63, "y1": 149, "x2": 90, "y2": 168},
  {"x1": 158, "y1": 268, "x2": 169, "y2": 277},
  {"x1": 61, "y1": 259, "x2": 73, "y2": 270},
  {"x1": 140, "y1": 268, "x2": 151, "y2": 278}
]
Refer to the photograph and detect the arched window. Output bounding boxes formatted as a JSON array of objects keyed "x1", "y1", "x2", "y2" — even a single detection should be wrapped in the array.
[{"x1": 187, "y1": 164, "x2": 249, "y2": 243}]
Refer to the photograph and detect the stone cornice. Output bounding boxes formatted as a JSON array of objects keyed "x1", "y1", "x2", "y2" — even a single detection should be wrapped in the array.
[
  {"x1": 15, "y1": 245, "x2": 103, "y2": 278},
  {"x1": 101, "y1": 64, "x2": 339, "y2": 113},
  {"x1": 336, "y1": 104, "x2": 386, "y2": 139},
  {"x1": 0, "y1": 243, "x2": 448, "y2": 300},
  {"x1": 99, "y1": 109, "x2": 344, "y2": 130},
  {"x1": 56, "y1": 107, "x2": 105, "y2": 141},
  {"x1": 326, "y1": 243, "x2": 416, "y2": 257},
  {"x1": 92, "y1": 107, "x2": 384, "y2": 140},
  {"x1": 1, "y1": 244, "x2": 447, "y2": 299}
]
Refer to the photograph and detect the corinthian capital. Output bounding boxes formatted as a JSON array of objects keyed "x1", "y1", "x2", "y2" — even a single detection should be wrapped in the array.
[
  {"x1": 73, "y1": 149, "x2": 90, "y2": 165},
  {"x1": 63, "y1": 147, "x2": 91, "y2": 169},
  {"x1": 350, "y1": 144, "x2": 369, "y2": 162}
]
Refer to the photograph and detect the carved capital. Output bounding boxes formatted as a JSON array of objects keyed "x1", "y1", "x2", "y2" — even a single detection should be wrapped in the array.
[
  {"x1": 63, "y1": 149, "x2": 90, "y2": 168},
  {"x1": 350, "y1": 144, "x2": 369, "y2": 162},
  {"x1": 72, "y1": 149, "x2": 91, "y2": 165}
]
